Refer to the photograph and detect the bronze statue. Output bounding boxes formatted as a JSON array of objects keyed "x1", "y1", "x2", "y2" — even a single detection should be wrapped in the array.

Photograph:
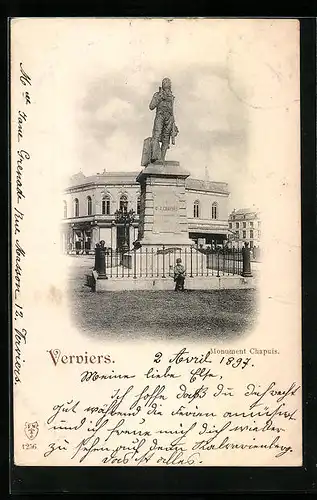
[{"x1": 148, "y1": 77, "x2": 179, "y2": 163}]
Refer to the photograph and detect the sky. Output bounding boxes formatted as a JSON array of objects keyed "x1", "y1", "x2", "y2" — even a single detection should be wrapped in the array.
[{"x1": 24, "y1": 18, "x2": 299, "y2": 212}]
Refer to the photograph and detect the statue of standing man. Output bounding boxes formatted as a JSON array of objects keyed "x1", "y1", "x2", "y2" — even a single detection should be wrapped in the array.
[{"x1": 142, "y1": 78, "x2": 179, "y2": 164}]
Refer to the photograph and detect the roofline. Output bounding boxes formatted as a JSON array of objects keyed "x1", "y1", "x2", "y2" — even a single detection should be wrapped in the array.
[{"x1": 66, "y1": 172, "x2": 229, "y2": 192}]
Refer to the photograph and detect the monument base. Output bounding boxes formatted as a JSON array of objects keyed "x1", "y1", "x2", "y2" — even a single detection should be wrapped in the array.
[
  {"x1": 242, "y1": 271, "x2": 253, "y2": 277},
  {"x1": 136, "y1": 160, "x2": 192, "y2": 247},
  {"x1": 136, "y1": 160, "x2": 190, "y2": 182},
  {"x1": 89, "y1": 273, "x2": 256, "y2": 292}
]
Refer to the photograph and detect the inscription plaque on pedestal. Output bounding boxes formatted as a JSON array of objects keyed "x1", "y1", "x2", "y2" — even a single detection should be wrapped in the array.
[
  {"x1": 153, "y1": 188, "x2": 180, "y2": 234},
  {"x1": 136, "y1": 161, "x2": 193, "y2": 247}
]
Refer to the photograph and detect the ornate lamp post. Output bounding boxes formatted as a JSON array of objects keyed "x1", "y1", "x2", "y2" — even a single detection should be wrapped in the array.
[
  {"x1": 227, "y1": 228, "x2": 240, "y2": 248},
  {"x1": 114, "y1": 208, "x2": 135, "y2": 255}
]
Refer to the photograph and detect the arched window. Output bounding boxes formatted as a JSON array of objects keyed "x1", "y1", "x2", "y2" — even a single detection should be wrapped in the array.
[
  {"x1": 193, "y1": 200, "x2": 200, "y2": 218},
  {"x1": 119, "y1": 194, "x2": 128, "y2": 213},
  {"x1": 87, "y1": 196, "x2": 92, "y2": 215},
  {"x1": 137, "y1": 196, "x2": 141, "y2": 215},
  {"x1": 74, "y1": 198, "x2": 79, "y2": 217},
  {"x1": 102, "y1": 195, "x2": 111, "y2": 215},
  {"x1": 212, "y1": 202, "x2": 218, "y2": 220},
  {"x1": 63, "y1": 200, "x2": 67, "y2": 218}
]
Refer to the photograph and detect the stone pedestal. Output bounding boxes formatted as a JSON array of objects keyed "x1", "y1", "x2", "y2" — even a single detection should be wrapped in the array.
[{"x1": 136, "y1": 161, "x2": 193, "y2": 247}]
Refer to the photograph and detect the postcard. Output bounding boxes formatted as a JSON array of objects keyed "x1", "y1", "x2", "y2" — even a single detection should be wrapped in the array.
[{"x1": 11, "y1": 18, "x2": 301, "y2": 467}]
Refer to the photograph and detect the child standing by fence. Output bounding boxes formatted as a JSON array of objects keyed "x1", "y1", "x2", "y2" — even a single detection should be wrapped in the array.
[{"x1": 174, "y1": 258, "x2": 186, "y2": 291}]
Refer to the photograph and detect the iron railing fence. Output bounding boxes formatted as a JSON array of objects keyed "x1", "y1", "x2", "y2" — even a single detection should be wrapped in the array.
[
  {"x1": 96, "y1": 246, "x2": 243, "y2": 279},
  {"x1": 64, "y1": 245, "x2": 260, "y2": 261}
]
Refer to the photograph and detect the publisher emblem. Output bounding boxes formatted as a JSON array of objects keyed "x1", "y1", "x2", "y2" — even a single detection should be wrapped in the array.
[{"x1": 24, "y1": 421, "x2": 39, "y2": 440}]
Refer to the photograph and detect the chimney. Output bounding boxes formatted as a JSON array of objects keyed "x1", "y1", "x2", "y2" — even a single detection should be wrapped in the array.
[{"x1": 204, "y1": 166, "x2": 210, "y2": 182}]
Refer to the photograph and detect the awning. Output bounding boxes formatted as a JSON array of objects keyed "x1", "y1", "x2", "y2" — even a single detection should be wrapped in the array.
[{"x1": 188, "y1": 227, "x2": 228, "y2": 235}]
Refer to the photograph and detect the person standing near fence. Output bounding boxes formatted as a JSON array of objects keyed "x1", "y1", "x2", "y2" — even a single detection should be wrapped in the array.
[{"x1": 174, "y1": 258, "x2": 186, "y2": 291}]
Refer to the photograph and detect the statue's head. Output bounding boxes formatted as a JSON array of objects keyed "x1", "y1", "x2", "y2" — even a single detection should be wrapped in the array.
[{"x1": 162, "y1": 77, "x2": 171, "y2": 90}]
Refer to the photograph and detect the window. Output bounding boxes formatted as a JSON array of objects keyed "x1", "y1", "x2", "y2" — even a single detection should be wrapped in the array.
[
  {"x1": 63, "y1": 200, "x2": 67, "y2": 218},
  {"x1": 250, "y1": 230, "x2": 254, "y2": 239},
  {"x1": 87, "y1": 196, "x2": 92, "y2": 215},
  {"x1": 243, "y1": 222, "x2": 246, "y2": 228},
  {"x1": 250, "y1": 221, "x2": 254, "y2": 228},
  {"x1": 74, "y1": 198, "x2": 79, "y2": 217},
  {"x1": 211, "y1": 202, "x2": 218, "y2": 220},
  {"x1": 193, "y1": 200, "x2": 200, "y2": 218},
  {"x1": 119, "y1": 194, "x2": 128, "y2": 213},
  {"x1": 235, "y1": 230, "x2": 239, "y2": 238},
  {"x1": 229, "y1": 222, "x2": 232, "y2": 229},
  {"x1": 236, "y1": 222, "x2": 239, "y2": 229},
  {"x1": 102, "y1": 196, "x2": 110, "y2": 215},
  {"x1": 243, "y1": 230, "x2": 246, "y2": 239},
  {"x1": 137, "y1": 196, "x2": 141, "y2": 215}
]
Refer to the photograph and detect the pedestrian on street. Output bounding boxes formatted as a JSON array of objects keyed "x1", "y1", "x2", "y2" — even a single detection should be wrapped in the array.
[{"x1": 174, "y1": 258, "x2": 186, "y2": 291}]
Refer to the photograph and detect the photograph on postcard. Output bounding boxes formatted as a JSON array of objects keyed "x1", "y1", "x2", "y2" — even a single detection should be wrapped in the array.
[{"x1": 11, "y1": 18, "x2": 301, "y2": 467}]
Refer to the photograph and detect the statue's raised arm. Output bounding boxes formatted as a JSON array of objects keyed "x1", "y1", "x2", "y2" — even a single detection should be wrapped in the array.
[{"x1": 145, "y1": 77, "x2": 179, "y2": 164}]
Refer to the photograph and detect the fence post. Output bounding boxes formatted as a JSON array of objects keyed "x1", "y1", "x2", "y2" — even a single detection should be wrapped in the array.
[
  {"x1": 157, "y1": 249, "x2": 159, "y2": 277},
  {"x1": 242, "y1": 242, "x2": 253, "y2": 277},
  {"x1": 98, "y1": 243, "x2": 106, "y2": 277},
  {"x1": 109, "y1": 248, "x2": 112, "y2": 278},
  {"x1": 140, "y1": 247, "x2": 143, "y2": 278},
  {"x1": 223, "y1": 246, "x2": 226, "y2": 276},
  {"x1": 211, "y1": 243, "x2": 214, "y2": 276},
  {"x1": 232, "y1": 248, "x2": 235, "y2": 275},
  {"x1": 127, "y1": 251, "x2": 130, "y2": 278},
  {"x1": 94, "y1": 244, "x2": 100, "y2": 271},
  {"x1": 145, "y1": 247, "x2": 148, "y2": 278},
  {"x1": 133, "y1": 248, "x2": 137, "y2": 279}
]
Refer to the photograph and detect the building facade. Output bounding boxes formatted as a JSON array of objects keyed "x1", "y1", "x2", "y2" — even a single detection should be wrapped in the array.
[
  {"x1": 61, "y1": 171, "x2": 230, "y2": 252},
  {"x1": 228, "y1": 208, "x2": 261, "y2": 249}
]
